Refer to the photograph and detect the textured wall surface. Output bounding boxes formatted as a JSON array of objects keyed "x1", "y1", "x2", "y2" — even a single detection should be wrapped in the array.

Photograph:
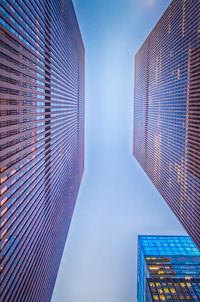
[
  {"x1": 0, "y1": 0, "x2": 84, "y2": 301},
  {"x1": 134, "y1": 0, "x2": 200, "y2": 249}
]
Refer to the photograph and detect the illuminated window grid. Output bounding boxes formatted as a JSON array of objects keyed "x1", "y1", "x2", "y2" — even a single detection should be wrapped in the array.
[
  {"x1": 148, "y1": 278, "x2": 200, "y2": 301},
  {"x1": 137, "y1": 236, "x2": 200, "y2": 302},
  {"x1": 134, "y1": 0, "x2": 200, "y2": 249},
  {"x1": 0, "y1": 0, "x2": 85, "y2": 301},
  {"x1": 146, "y1": 256, "x2": 200, "y2": 278}
]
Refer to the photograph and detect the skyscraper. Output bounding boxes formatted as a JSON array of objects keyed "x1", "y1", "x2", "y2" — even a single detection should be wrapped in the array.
[
  {"x1": 134, "y1": 0, "x2": 200, "y2": 248},
  {"x1": 0, "y1": 0, "x2": 84, "y2": 301},
  {"x1": 138, "y1": 236, "x2": 200, "y2": 302}
]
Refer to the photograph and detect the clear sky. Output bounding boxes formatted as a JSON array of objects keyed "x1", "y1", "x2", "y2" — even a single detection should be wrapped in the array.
[{"x1": 51, "y1": 0, "x2": 186, "y2": 301}]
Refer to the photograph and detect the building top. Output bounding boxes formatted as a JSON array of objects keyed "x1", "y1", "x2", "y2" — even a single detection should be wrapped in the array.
[
  {"x1": 138, "y1": 236, "x2": 200, "y2": 257},
  {"x1": 137, "y1": 236, "x2": 200, "y2": 302}
]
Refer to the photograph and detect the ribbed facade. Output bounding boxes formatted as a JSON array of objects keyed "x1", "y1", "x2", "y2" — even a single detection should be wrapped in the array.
[
  {"x1": 137, "y1": 236, "x2": 200, "y2": 302},
  {"x1": 134, "y1": 0, "x2": 200, "y2": 248},
  {"x1": 0, "y1": 0, "x2": 84, "y2": 301}
]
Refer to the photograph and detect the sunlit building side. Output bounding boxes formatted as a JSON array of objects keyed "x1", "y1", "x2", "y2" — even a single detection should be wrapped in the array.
[
  {"x1": 134, "y1": 0, "x2": 200, "y2": 248},
  {"x1": 137, "y1": 236, "x2": 200, "y2": 302},
  {"x1": 0, "y1": 0, "x2": 84, "y2": 301}
]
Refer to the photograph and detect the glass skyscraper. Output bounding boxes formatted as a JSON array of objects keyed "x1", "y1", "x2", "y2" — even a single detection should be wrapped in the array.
[
  {"x1": 0, "y1": 0, "x2": 84, "y2": 301},
  {"x1": 134, "y1": 0, "x2": 200, "y2": 248},
  {"x1": 138, "y1": 236, "x2": 200, "y2": 302}
]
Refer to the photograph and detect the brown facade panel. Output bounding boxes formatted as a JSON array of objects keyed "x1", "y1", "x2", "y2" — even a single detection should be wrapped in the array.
[
  {"x1": 0, "y1": 0, "x2": 85, "y2": 301},
  {"x1": 134, "y1": 0, "x2": 200, "y2": 248}
]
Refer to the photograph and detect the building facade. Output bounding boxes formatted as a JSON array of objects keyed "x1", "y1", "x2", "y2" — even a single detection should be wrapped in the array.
[
  {"x1": 133, "y1": 0, "x2": 200, "y2": 248},
  {"x1": 138, "y1": 236, "x2": 200, "y2": 302},
  {"x1": 0, "y1": 0, "x2": 84, "y2": 301}
]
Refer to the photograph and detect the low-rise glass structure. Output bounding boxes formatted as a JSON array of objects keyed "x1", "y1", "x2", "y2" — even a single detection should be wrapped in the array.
[{"x1": 138, "y1": 236, "x2": 200, "y2": 302}]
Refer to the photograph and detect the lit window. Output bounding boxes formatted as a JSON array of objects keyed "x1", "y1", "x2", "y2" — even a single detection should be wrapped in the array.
[
  {"x1": 1, "y1": 197, "x2": 7, "y2": 206},
  {"x1": 153, "y1": 295, "x2": 159, "y2": 300},
  {"x1": 1, "y1": 186, "x2": 7, "y2": 195},
  {"x1": 11, "y1": 169, "x2": 16, "y2": 175},
  {"x1": 1, "y1": 207, "x2": 7, "y2": 217},
  {"x1": 1, "y1": 229, "x2": 7, "y2": 240},
  {"x1": 1, "y1": 175, "x2": 7, "y2": 184},
  {"x1": 149, "y1": 266, "x2": 159, "y2": 270},
  {"x1": 1, "y1": 166, "x2": 7, "y2": 172}
]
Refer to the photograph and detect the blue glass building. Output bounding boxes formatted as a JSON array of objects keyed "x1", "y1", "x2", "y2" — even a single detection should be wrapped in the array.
[{"x1": 138, "y1": 236, "x2": 200, "y2": 302}]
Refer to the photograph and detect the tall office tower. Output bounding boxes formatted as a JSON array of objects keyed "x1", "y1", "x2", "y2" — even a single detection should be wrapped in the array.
[
  {"x1": 138, "y1": 236, "x2": 200, "y2": 302},
  {"x1": 134, "y1": 0, "x2": 200, "y2": 248},
  {"x1": 0, "y1": 0, "x2": 84, "y2": 301}
]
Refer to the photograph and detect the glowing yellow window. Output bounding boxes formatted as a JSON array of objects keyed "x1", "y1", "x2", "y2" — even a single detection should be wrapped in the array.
[
  {"x1": 160, "y1": 295, "x2": 166, "y2": 301},
  {"x1": 158, "y1": 270, "x2": 165, "y2": 274},
  {"x1": 1, "y1": 207, "x2": 7, "y2": 217},
  {"x1": 158, "y1": 289, "x2": 163, "y2": 294},
  {"x1": 186, "y1": 283, "x2": 191, "y2": 287},
  {"x1": 180, "y1": 283, "x2": 185, "y2": 287},
  {"x1": 156, "y1": 283, "x2": 161, "y2": 287},
  {"x1": 170, "y1": 288, "x2": 176, "y2": 293},
  {"x1": 150, "y1": 282, "x2": 155, "y2": 287},
  {"x1": 149, "y1": 266, "x2": 159, "y2": 270},
  {"x1": 1, "y1": 197, "x2": 7, "y2": 206},
  {"x1": 1, "y1": 175, "x2": 7, "y2": 184},
  {"x1": 1, "y1": 186, "x2": 7, "y2": 195},
  {"x1": 153, "y1": 295, "x2": 159, "y2": 300},
  {"x1": 164, "y1": 288, "x2": 169, "y2": 293},
  {"x1": 1, "y1": 229, "x2": 7, "y2": 239}
]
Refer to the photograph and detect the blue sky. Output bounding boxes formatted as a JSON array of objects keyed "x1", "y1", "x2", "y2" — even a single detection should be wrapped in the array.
[{"x1": 51, "y1": 0, "x2": 186, "y2": 301}]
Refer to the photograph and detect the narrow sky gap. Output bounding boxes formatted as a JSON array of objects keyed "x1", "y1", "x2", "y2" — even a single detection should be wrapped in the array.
[{"x1": 52, "y1": 1, "x2": 186, "y2": 301}]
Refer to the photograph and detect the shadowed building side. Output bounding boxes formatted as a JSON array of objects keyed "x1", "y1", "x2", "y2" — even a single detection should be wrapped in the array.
[{"x1": 0, "y1": 0, "x2": 85, "y2": 301}]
